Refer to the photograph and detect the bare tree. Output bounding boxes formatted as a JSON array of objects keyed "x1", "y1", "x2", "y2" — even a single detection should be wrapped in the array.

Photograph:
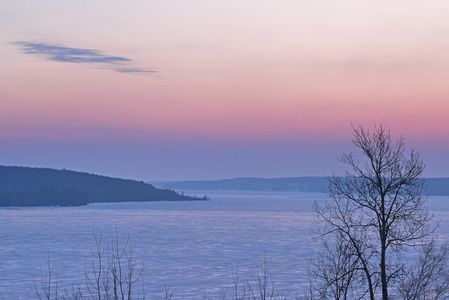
[
  {"x1": 35, "y1": 231, "x2": 146, "y2": 300},
  {"x1": 220, "y1": 259, "x2": 287, "y2": 300},
  {"x1": 85, "y1": 230, "x2": 144, "y2": 300},
  {"x1": 156, "y1": 284, "x2": 176, "y2": 300},
  {"x1": 307, "y1": 231, "x2": 364, "y2": 300},
  {"x1": 34, "y1": 251, "x2": 58, "y2": 300},
  {"x1": 312, "y1": 124, "x2": 436, "y2": 300},
  {"x1": 85, "y1": 231, "x2": 105, "y2": 300},
  {"x1": 399, "y1": 239, "x2": 449, "y2": 300}
]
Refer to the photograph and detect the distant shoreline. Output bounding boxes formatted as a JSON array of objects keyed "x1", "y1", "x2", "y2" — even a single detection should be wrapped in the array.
[{"x1": 152, "y1": 176, "x2": 449, "y2": 196}]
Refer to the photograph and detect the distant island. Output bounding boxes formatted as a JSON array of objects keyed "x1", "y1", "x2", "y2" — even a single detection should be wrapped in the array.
[
  {"x1": 0, "y1": 166, "x2": 208, "y2": 207},
  {"x1": 155, "y1": 177, "x2": 449, "y2": 196}
]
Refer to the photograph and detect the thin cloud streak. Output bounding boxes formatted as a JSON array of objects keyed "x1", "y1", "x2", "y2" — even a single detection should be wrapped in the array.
[
  {"x1": 115, "y1": 67, "x2": 155, "y2": 74},
  {"x1": 13, "y1": 41, "x2": 154, "y2": 74}
]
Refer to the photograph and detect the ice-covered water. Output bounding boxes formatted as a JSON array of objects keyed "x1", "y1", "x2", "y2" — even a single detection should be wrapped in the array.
[{"x1": 1, "y1": 191, "x2": 448, "y2": 299}]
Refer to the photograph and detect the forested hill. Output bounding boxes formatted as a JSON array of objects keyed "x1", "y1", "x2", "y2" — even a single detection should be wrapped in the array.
[
  {"x1": 0, "y1": 166, "x2": 206, "y2": 207},
  {"x1": 156, "y1": 177, "x2": 449, "y2": 196}
]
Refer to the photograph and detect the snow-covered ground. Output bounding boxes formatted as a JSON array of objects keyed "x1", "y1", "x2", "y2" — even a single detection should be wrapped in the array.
[{"x1": 0, "y1": 191, "x2": 447, "y2": 299}]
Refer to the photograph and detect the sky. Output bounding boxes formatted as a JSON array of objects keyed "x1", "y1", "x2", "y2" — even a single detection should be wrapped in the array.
[{"x1": 1, "y1": 1, "x2": 449, "y2": 181}]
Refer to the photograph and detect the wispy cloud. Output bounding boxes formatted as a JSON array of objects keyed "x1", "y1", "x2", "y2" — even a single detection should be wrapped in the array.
[
  {"x1": 115, "y1": 67, "x2": 155, "y2": 73},
  {"x1": 13, "y1": 41, "x2": 154, "y2": 74}
]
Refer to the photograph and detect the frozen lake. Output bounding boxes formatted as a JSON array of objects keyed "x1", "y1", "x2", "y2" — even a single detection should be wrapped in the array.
[{"x1": 1, "y1": 191, "x2": 448, "y2": 299}]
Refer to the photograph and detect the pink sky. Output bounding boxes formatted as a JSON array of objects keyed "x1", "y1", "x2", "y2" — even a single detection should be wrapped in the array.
[{"x1": 1, "y1": 1, "x2": 449, "y2": 180}]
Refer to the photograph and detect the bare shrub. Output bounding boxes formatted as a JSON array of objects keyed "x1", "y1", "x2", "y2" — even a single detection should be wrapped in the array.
[
  {"x1": 34, "y1": 231, "x2": 146, "y2": 300},
  {"x1": 220, "y1": 259, "x2": 287, "y2": 300}
]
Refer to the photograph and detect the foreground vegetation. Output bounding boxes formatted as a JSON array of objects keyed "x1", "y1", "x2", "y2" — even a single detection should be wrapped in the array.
[
  {"x1": 31, "y1": 229, "x2": 449, "y2": 300},
  {"x1": 33, "y1": 232, "x2": 290, "y2": 300}
]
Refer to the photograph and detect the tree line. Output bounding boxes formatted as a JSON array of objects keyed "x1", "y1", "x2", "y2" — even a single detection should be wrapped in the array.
[{"x1": 0, "y1": 166, "x2": 207, "y2": 206}]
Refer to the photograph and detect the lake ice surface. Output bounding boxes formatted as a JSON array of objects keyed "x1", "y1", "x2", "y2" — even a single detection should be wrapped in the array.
[{"x1": 1, "y1": 191, "x2": 448, "y2": 299}]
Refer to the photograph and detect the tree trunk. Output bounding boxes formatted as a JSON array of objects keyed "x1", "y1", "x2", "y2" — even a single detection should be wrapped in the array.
[{"x1": 381, "y1": 232, "x2": 388, "y2": 300}]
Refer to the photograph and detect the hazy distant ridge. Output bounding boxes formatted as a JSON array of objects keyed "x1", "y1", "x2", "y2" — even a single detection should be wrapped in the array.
[
  {"x1": 157, "y1": 177, "x2": 328, "y2": 192},
  {"x1": 157, "y1": 177, "x2": 449, "y2": 196},
  {"x1": 0, "y1": 166, "x2": 204, "y2": 207}
]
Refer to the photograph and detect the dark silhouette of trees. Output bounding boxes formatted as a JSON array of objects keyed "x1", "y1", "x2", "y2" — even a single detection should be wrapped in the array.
[
  {"x1": 309, "y1": 124, "x2": 448, "y2": 300},
  {"x1": 0, "y1": 166, "x2": 206, "y2": 206}
]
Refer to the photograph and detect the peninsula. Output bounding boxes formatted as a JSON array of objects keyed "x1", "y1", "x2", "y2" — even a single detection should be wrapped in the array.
[{"x1": 0, "y1": 166, "x2": 207, "y2": 207}]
